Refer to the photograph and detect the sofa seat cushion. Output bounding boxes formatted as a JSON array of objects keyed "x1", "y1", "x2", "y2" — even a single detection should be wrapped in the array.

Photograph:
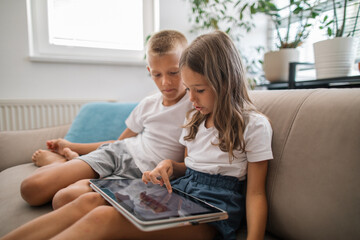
[
  {"x1": 0, "y1": 163, "x2": 280, "y2": 239},
  {"x1": 0, "y1": 163, "x2": 52, "y2": 237}
]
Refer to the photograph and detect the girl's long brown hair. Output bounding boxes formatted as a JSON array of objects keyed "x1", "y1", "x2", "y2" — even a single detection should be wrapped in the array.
[{"x1": 180, "y1": 31, "x2": 257, "y2": 161}]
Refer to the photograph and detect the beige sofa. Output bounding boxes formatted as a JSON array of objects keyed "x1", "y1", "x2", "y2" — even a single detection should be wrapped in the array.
[{"x1": 0, "y1": 89, "x2": 359, "y2": 239}]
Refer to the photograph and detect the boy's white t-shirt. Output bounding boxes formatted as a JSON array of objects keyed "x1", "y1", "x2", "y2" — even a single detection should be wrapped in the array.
[
  {"x1": 124, "y1": 92, "x2": 192, "y2": 173},
  {"x1": 179, "y1": 112, "x2": 273, "y2": 180}
]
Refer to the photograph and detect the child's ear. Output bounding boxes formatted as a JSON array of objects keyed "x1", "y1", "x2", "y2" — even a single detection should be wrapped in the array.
[{"x1": 147, "y1": 66, "x2": 151, "y2": 73}]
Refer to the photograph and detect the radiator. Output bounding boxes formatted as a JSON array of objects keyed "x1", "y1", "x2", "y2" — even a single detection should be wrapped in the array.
[{"x1": 0, "y1": 99, "x2": 109, "y2": 131}]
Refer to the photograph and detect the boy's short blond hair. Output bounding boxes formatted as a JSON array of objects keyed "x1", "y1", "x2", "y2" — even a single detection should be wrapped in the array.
[{"x1": 146, "y1": 30, "x2": 188, "y2": 56}]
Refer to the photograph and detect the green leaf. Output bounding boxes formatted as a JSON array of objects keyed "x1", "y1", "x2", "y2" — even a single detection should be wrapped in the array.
[
  {"x1": 327, "y1": 27, "x2": 332, "y2": 37},
  {"x1": 325, "y1": 20, "x2": 334, "y2": 27},
  {"x1": 241, "y1": 3, "x2": 249, "y2": 13},
  {"x1": 250, "y1": 5, "x2": 256, "y2": 14},
  {"x1": 234, "y1": 0, "x2": 241, "y2": 8},
  {"x1": 293, "y1": 7, "x2": 302, "y2": 14},
  {"x1": 270, "y1": 3, "x2": 279, "y2": 11},
  {"x1": 311, "y1": 12, "x2": 319, "y2": 18}
]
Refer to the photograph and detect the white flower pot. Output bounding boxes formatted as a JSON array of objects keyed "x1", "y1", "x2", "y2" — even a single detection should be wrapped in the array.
[
  {"x1": 263, "y1": 49, "x2": 300, "y2": 82},
  {"x1": 313, "y1": 37, "x2": 359, "y2": 79}
]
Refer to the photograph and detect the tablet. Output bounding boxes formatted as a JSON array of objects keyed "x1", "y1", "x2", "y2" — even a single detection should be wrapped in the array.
[{"x1": 90, "y1": 178, "x2": 228, "y2": 231}]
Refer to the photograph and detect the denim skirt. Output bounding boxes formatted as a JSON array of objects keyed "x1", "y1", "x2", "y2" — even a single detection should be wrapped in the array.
[{"x1": 171, "y1": 168, "x2": 246, "y2": 240}]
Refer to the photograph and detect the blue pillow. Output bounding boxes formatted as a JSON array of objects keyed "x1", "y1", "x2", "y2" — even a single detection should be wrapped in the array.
[{"x1": 65, "y1": 102, "x2": 138, "y2": 143}]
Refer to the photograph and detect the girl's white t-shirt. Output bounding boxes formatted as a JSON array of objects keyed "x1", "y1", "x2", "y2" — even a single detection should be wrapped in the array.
[
  {"x1": 179, "y1": 112, "x2": 273, "y2": 180},
  {"x1": 124, "y1": 92, "x2": 192, "y2": 173}
]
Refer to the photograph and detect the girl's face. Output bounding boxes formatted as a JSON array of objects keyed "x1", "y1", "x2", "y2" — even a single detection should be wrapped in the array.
[{"x1": 181, "y1": 66, "x2": 216, "y2": 120}]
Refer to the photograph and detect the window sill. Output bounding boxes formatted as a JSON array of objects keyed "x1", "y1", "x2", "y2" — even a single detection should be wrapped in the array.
[{"x1": 28, "y1": 54, "x2": 147, "y2": 66}]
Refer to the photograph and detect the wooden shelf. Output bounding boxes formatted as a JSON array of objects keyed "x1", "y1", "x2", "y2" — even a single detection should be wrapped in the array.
[{"x1": 258, "y1": 62, "x2": 360, "y2": 90}]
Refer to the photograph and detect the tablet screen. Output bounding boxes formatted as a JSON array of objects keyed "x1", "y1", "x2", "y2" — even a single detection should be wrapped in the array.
[{"x1": 90, "y1": 179, "x2": 223, "y2": 222}]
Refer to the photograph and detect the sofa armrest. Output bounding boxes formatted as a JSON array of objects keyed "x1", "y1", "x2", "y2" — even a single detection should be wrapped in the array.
[{"x1": 0, "y1": 124, "x2": 70, "y2": 171}]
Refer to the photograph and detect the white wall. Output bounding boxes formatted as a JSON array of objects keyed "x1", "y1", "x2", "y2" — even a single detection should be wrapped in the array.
[
  {"x1": 0, "y1": 0, "x2": 266, "y2": 102},
  {"x1": 0, "y1": 0, "x2": 190, "y2": 102}
]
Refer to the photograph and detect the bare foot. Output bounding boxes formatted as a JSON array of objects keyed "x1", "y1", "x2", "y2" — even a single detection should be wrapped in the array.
[
  {"x1": 32, "y1": 150, "x2": 67, "y2": 167},
  {"x1": 63, "y1": 147, "x2": 79, "y2": 160}
]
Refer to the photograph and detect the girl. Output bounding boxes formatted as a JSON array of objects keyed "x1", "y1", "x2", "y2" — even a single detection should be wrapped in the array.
[
  {"x1": 1, "y1": 31, "x2": 272, "y2": 240},
  {"x1": 143, "y1": 30, "x2": 273, "y2": 239}
]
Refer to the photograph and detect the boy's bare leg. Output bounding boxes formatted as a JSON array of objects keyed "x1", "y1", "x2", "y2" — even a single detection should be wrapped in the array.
[
  {"x1": 0, "y1": 193, "x2": 107, "y2": 240},
  {"x1": 52, "y1": 179, "x2": 93, "y2": 210},
  {"x1": 51, "y1": 203, "x2": 216, "y2": 240},
  {"x1": 21, "y1": 159, "x2": 98, "y2": 206},
  {"x1": 32, "y1": 150, "x2": 67, "y2": 167}
]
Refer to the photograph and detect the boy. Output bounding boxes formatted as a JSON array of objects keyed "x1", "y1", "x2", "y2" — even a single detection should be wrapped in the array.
[{"x1": 21, "y1": 30, "x2": 191, "y2": 208}]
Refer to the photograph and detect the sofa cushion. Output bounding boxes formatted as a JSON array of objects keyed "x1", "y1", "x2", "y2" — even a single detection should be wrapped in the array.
[
  {"x1": 65, "y1": 102, "x2": 138, "y2": 143},
  {"x1": 250, "y1": 89, "x2": 360, "y2": 240},
  {"x1": 0, "y1": 163, "x2": 52, "y2": 237},
  {"x1": 0, "y1": 124, "x2": 70, "y2": 171},
  {"x1": 0, "y1": 163, "x2": 280, "y2": 239}
]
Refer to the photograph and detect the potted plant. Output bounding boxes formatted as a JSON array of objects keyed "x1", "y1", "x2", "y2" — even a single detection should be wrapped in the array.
[
  {"x1": 313, "y1": 0, "x2": 360, "y2": 79},
  {"x1": 187, "y1": 0, "x2": 265, "y2": 88},
  {"x1": 251, "y1": 0, "x2": 321, "y2": 82}
]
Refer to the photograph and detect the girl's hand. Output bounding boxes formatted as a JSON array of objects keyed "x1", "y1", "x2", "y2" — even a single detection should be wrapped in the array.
[{"x1": 142, "y1": 159, "x2": 174, "y2": 193}]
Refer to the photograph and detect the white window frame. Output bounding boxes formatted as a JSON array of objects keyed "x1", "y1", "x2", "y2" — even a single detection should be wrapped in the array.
[{"x1": 26, "y1": 0, "x2": 159, "y2": 65}]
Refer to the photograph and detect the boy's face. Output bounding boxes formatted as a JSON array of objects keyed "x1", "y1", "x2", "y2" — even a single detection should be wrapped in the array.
[{"x1": 147, "y1": 50, "x2": 186, "y2": 106}]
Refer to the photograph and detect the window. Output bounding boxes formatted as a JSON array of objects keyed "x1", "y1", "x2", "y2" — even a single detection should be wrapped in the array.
[{"x1": 26, "y1": 0, "x2": 159, "y2": 65}]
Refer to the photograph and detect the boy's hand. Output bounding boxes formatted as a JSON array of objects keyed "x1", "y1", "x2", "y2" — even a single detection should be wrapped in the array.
[
  {"x1": 46, "y1": 138, "x2": 71, "y2": 155},
  {"x1": 142, "y1": 159, "x2": 173, "y2": 193}
]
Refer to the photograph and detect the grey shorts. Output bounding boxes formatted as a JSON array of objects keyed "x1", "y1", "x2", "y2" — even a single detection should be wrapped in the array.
[{"x1": 79, "y1": 141, "x2": 142, "y2": 179}]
